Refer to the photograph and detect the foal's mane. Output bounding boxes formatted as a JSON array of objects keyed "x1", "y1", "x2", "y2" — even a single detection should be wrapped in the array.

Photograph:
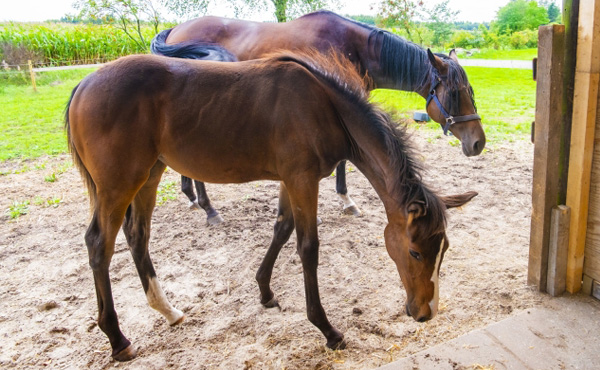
[{"x1": 266, "y1": 51, "x2": 447, "y2": 234}]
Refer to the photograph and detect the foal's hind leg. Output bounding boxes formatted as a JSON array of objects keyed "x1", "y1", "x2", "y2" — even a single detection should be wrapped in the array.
[
  {"x1": 86, "y1": 193, "x2": 138, "y2": 361},
  {"x1": 123, "y1": 162, "x2": 184, "y2": 326},
  {"x1": 256, "y1": 182, "x2": 295, "y2": 308},
  {"x1": 335, "y1": 161, "x2": 361, "y2": 216}
]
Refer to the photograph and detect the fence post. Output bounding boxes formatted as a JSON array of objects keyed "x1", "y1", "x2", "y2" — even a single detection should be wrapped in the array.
[
  {"x1": 528, "y1": 25, "x2": 566, "y2": 291},
  {"x1": 28, "y1": 60, "x2": 37, "y2": 92}
]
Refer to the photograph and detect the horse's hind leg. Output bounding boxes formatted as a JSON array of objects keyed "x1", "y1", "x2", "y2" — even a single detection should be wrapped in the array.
[
  {"x1": 194, "y1": 180, "x2": 223, "y2": 225},
  {"x1": 256, "y1": 182, "x2": 295, "y2": 308},
  {"x1": 335, "y1": 161, "x2": 361, "y2": 216},
  {"x1": 181, "y1": 175, "x2": 198, "y2": 208},
  {"x1": 181, "y1": 175, "x2": 224, "y2": 225},
  {"x1": 123, "y1": 161, "x2": 184, "y2": 326}
]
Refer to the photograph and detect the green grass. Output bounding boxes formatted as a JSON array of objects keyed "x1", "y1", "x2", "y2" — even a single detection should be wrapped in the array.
[
  {"x1": 461, "y1": 48, "x2": 537, "y2": 60},
  {"x1": 0, "y1": 65, "x2": 535, "y2": 163},
  {"x1": 0, "y1": 68, "x2": 97, "y2": 161},
  {"x1": 371, "y1": 66, "x2": 536, "y2": 141}
]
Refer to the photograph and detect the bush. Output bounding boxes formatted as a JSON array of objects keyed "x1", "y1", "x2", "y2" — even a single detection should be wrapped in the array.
[
  {"x1": 450, "y1": 30, "x2": 485, "y2": 49},
  {"x1": 509, "y1": 29, "x2": 538, "y2": 49}
]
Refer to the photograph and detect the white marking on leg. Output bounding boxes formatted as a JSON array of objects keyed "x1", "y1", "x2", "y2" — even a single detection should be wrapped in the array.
[
  {"x1": 146, "y1": 277, "x2": 184, "y2": 325},
  {"x1": 338, "y1": 193, "x2": 356, "y2": 210},
  {"x1": 429, "y1": 238, "x2": 444, "y2": 318}
]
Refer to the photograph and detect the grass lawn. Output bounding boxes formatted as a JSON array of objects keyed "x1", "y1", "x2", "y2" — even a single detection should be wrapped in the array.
[
  {"x1": 0, "y1": 69, "x2": 97, "y2": 161},
  {"x1": 371, "y1": 66, "x2": 535, "y2": 142},
  {"x1": 462, "y1": 48, "x2": 538, "y2": 61},
  {"x1": 0, "y1": 65, "x2": 535, "y2": 163}
]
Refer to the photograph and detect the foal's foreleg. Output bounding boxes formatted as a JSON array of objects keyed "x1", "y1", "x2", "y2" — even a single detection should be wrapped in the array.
[
  {"x1": 288, "y1": 180, "x2": 345, "y2": 349},
  {"x1": 335, "y1": 161, "x2": 361, "y2": 217},
  {"x1": 123, "y1": 162, "x2": 184, "y2": 326},
  {"x1": 256, "y1": 182, "x2": 295, "y2": 308}
]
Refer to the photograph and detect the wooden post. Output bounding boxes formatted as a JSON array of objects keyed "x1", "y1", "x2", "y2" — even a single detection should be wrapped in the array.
[
  {"x1": 528, "y1": 25, "x2": 566, "y2": 291},
  {"x1": 547, "y1": 206, "x2": 570, "y2": 296},
  {"x1": 28, "y1": 60, "x2": 37, "y2": 92},
  {"x1": 565, "y1": 0, "x2": 600, "y2": 293}
]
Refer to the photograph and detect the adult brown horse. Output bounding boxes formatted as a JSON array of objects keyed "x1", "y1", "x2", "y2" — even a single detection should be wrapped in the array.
[
  {"x1": 65, "y1": 51, "x2": 476, "y2": 361},
  {"x1": 151, "y1": 10, "x2": 485, "y2": 223}
]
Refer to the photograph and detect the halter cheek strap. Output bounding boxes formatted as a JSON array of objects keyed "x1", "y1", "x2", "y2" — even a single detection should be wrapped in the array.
[{"x1": 426, "y1": 79, "x2": 481, "y2": 136}]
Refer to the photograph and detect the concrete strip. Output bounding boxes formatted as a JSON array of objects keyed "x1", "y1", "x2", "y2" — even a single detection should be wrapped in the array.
[{"x1": 378, "y1": 296, "x2": 600, "y2": 370}]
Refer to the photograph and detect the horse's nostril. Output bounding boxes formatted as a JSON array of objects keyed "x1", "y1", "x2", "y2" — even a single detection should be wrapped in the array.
[
  {"x1": 417, "y1": 316, "x2": 429, "y2": 323},
  {"x1": 473, "y1": 140, "x2": 480, "y2": 153}
]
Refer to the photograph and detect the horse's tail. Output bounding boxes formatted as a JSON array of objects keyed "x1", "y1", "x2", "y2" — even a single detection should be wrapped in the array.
[
  {"x1": 65, "y1": 83, "x2": 97, "y2": 210},
  {"x1": 151, "y1": 28, "x2": 238, "y2": 62}
]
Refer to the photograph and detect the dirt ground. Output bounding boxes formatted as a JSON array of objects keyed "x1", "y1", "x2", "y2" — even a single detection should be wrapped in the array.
[{"x1": 0, "y1": 127, "x2": 549, "y2": 369}]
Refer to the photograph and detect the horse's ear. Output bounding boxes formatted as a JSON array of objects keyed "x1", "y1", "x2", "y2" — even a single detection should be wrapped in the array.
[
  {"x1": 442, "y1": 191, "x2": 478, "y2": 209},
  {"x1": 448, "y1": 49, "x2": 459, "y2": 63},
  {"x1": 427, "y1": 48, "x2": 445, "y2": 71},
  {"x1": 407, "y1": 201, "x2": 427, "y2": 225}
]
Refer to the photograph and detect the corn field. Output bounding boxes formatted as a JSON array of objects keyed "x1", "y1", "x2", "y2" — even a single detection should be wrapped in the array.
[{"x1": 0, "y1": 22, "x2": 161, "y2": 69}]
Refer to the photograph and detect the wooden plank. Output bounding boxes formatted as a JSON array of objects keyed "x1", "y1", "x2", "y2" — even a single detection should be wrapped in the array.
[
  {"x1": 566, "y1": 0, "x2": 600, "y2": 293},
  {"x1": 547, "y1": 206, "x2": 571, "y2": 296},
  {"x1": 584, "y1": 91, "x2": 600, "y2": 283},
  {"x1": 583, "y1": 274, "x2": 593, "y2": 295},
  {"x1": 528, "y1": 25, "x2": 566, "y2": 290},
  {"x1": 593, "y1": 280, "x2": 600, "y2": 300}
]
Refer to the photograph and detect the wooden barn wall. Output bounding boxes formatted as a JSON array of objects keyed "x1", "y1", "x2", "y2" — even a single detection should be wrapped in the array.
[{"x1": 585, "y1": 86, "x2": 600, "y2": 282}]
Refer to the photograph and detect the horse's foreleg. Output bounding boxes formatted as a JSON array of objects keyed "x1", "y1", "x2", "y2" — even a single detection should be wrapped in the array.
[
  {"x1": 86, "y1": 199, "x2": 136, "y2": 361},
  {"x1": 256, "y1": 182, "x2": 295, "y2": 308},
  {"x1": 335, "y1": 161, "x2": 361, "y2": 217},
  {"x1": 288, "y1": 179, "x2": 345, "y2": 350},
  {"x1": 123, "y1": 162, "x2": 184, "y2": 326},
  {"x1": 194, "y1": 180, "x2": 224, "y2": 225}
]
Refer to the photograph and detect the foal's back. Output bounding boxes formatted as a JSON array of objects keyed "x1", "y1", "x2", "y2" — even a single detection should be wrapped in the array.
[{"x1": 69, "y1": 54, "x2": 349, "y2": 184}]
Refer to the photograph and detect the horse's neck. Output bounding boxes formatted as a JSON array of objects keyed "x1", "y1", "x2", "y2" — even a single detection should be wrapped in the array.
[{"x1": 363, "y1": 31, "x2": 431, "y2": 95}]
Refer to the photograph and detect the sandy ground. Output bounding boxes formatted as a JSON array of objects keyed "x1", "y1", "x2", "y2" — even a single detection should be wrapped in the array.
[{"x1": 0, "y1": 127, "x2": 549, "y2": 369}]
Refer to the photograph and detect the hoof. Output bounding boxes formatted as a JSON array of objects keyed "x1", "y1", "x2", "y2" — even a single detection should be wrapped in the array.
[
  {"x1": 326, "y1": 337, "x2": 346, "y2": 350},
  {"x1": 188, "y1": 201, "x2": 201, "y2": 210},
  {"x1": 112, "y1": 344, "x2": 137, "y2": 362},
  {"x1": 207, "y1": 214, "x2": 224, "y2": 226},
  {"x1": 261, "y1": 296, "x2": 281, "y2": 309},
  {"x1": 169, "y1": 312, "x2": 185, "y2": 326},
  {"x1": 343, "y1": 205, "x2": 362, "y2": 217}
]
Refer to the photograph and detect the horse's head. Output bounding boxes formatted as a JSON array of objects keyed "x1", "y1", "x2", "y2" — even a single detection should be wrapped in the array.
[
  {"x1": 425, "y1": 49, "x2": 486, "y2": 157},
  {"x1": 384, "y1": 191, "x2": 477, "y2": 322}
]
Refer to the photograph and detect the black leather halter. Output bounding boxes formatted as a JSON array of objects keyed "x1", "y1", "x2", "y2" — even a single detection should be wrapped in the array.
[{"x1": 426, "y1": 77, "x2": 481, "y2": 136}]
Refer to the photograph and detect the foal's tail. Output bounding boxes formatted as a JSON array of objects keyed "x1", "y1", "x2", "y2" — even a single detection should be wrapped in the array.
[
  {"x1": 65, "y1": 83, "x2": 97, "y2": 210},
  {"x1": 150, "y1": 28, "x2": 238, "y2": 62}
]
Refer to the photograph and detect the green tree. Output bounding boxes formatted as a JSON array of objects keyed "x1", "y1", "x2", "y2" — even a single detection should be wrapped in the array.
[
  {"x1": 546, "y1": 2, "x2": 561, "y2": 23},
  {"x1": 425, "y1": 0, "x2": 459, "y2": 47},
  {"x1": 494, "y1": 0, "x2": 549, "y2": 35},
  {"x1": 75, "y1": 0, "x2": 161, "y2": 49},
  {"x1": 376, "y1": 0, "x2": 425, "y2": 41},
  {"x1": 228, "y1": 0, "x2": 340, "y2": 23}
]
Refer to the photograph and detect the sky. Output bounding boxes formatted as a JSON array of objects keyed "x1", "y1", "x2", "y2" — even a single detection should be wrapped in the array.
[{"x1": 0, "y1": 0, "x2": 513, "y2": 23}]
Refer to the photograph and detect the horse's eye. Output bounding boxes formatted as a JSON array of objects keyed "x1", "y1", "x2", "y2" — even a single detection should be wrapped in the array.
[{"x1": 409, "y1": 250, "x2": 422, "y2": 261}]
